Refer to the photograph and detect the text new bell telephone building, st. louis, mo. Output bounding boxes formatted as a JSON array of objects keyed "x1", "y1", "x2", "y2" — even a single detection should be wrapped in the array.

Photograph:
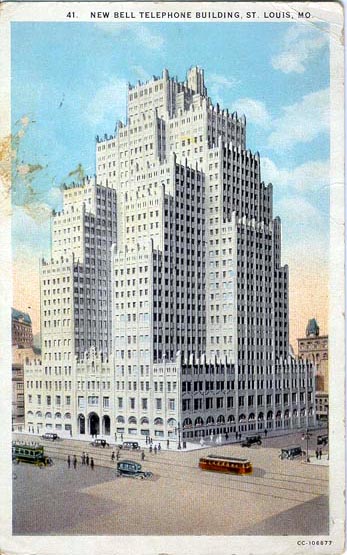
[{"x1": 24, "y1": 67, "x2": 315, "y2": 443}]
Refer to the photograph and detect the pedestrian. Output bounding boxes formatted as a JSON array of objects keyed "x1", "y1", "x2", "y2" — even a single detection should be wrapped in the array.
[
  {"x1": 158, "y1": 443, "x2": 161, "y2": 451},
  {"x1": 86, "y1": 453, "x2": 89, "y2": 466},
  {"x1": 82, "y1": 453, "x2": 86, "y2": 465},
  {"x1": 141, "y1": 451, "x2": 145, "y2": 461},
  {"x1": 149, "y1": 445, "x2": 152, "y2": 454},
  {"x1": 316, "y1": 449, "x2": 319, "y2": 459},
  {"x1": 264, "y1": 429, "x2": 268, "y2": 438},
  {"x1": 154, "y1": 445, "x2": 157, "y2": 455},
  {"x1": 90, "y1": 457, "x2": 94, "y2": 470},
  {"x1": 167, "y1": 439, "x2": 169, "y2": 449},
  {"x1": 67, "y1": 455, "x2": 71, "y2": 469},
  {"x1": 114, "y1": 432, "x2": 117, "y2": 443},
  {"x1": 116, "y1": 450, "x2": 120, "y2": 461},
  {"x1": 73, "y1": 455, "x2": 77, "y2": 470},
  {"x1": 111, "y1": 451, "x2": 115, "y2": 462},
  {"x1": 225, "y1": 432, "x2": 228, "y2": 441},
  {"x1": 319, "y1": 449, "x2": 322, "y2": 460},
  {"x1": 121, "y1": 433, "x2": 123, "y2": 442}
]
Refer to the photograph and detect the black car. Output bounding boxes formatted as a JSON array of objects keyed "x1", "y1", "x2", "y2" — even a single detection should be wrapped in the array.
[
  {"x1": 41, "y1": 432, "x2": 59, "y2": 441},
  {"x1": 116, "y1": 460, "x2": 152, "y2": 479},
  {"x1": 90, "y1": 439, "x2": 110, "y2": 448},
  {"x1": 317, "y1": 435, "x2": 328, "y2": 446},
  {"x1": 241, "y1": 435, "x2": 262, "y2": 447},
  {"x1": 280, "y1": 446, "x2": 303, "y2": 459},
  {"x1": 120, "y1": 441, "x2": 140, "y2": 451}
]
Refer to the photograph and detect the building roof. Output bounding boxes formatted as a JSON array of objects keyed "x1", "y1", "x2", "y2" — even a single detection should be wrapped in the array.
[
  {"x1": 12, "y1": 308, "x2": 32, "y2": 325},
  {"x1": 306, "y1": 318, "x2": 319, "y2": 337}
]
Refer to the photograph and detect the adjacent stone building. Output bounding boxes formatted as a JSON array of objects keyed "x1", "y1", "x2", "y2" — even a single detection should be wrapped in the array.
[
  {"x1": 298, "y1": 318, "x2": 328, "y2": 421},
  {"x1": 24, "y1": 67, "x2": 315, "y2": 441}
]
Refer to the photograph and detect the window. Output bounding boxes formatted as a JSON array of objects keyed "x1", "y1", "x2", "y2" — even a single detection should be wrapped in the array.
[
  {"x1": 118, "y1": 397, "x2": 123, "y2": 409},
  {"x1": 103, "y1": 397, "x2": 109, "y2": 408},
  {"x1": 169, "y1": 399, "x2": 175, "y2": 411},
  {"x1": 142, "y1": 398, "x2": 148, "y2": 410},
  {"x1": 156, "y1": 398, "x2": 162, "y2": 410},
  {"x1": 130, "y1": 398, "x2": 135, "y2": 409}
]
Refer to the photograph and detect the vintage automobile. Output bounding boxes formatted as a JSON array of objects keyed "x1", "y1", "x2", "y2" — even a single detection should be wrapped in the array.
[
  {"x1": 12, "y1": 443, "x2": 53, "y2": 467},
  {"x1": 279, "y1": 446, "x2": 303, "y2": 460},
  {"x1": 317, "y1": 435, "x2": 328, "y2": 446},
  {"x1": 120, "y1": 441, "x2": 141, "y2": 451},
  {"x1": 41, "y1": 432, "x2": 60, "y2": 441},
  {"x1": 241, "y1": 435, "x2": 262, "y2": 447},
  {"x1": 90, "y1": 438, "x2": 110, "y2": 448},
  {"x1": 116, "y1": 460, "x2": 153, "y2": 479}
]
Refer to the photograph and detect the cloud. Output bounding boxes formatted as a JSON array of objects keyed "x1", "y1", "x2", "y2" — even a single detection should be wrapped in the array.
[
  {"x1": 86, "y1": 77, "x2": 128, "y2": 126},
  {"x1": 230, "y1": 98, "x2": 270, "y2": 127},
  {"x1": 207, "y1": 73, "x2": 240, "y2": 104},
  {"x1": 271, "y1": 25, "x2": 329, "y2": 74},
  {"x1": 277, "y1": 195, "x2": 322, "y2": 225},
  {"x1": 94, "y1": 23, "x2": 165, "y2": 50},
  {"x1": 268, "y1": 88, "x2": 329, "y2": 150},
  {"x1": 261, "y1": 157, "x2": 329, "y2": 193}
]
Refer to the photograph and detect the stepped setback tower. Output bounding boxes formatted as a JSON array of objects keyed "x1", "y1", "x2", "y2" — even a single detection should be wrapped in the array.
[{"x1": 25, "y1": 67, "x2": 315, "y2": 441}]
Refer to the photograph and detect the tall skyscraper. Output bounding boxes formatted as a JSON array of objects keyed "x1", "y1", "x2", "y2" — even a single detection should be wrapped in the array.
[{"x1": 25, "y1": 67, "x2": 315, "y2": 441}]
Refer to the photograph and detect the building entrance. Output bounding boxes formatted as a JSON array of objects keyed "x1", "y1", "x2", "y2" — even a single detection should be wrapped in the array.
[{"x1": 89, "y1": 413, "x2": 100, "y2": 436}]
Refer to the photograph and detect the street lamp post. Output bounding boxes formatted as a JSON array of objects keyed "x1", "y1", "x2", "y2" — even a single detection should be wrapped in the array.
[
  {"x1": 302, "y1": 429, "x2": 312, "y2": 463},
  {"x1": 176, "y1": 422, "x2": 181, "y2": 450}
]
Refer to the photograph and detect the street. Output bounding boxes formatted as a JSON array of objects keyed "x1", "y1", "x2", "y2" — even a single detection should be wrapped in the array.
[{"x1": 13, "y1": 430, "x2": 328, "y2": 535}]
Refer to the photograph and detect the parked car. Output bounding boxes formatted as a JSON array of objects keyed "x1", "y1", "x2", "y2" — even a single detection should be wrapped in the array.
[
  {"x1": 280, "y1": 446, "x2": 303, "y2": 460},
  {"x1": 90, "y1": 438, "x2": 110, "y2": 448},
  {"x1": 241, "y1": 435, "x2": 262, "y2": 447},
  {"x1": 120, "y1": 441, "x2": 140, "y2": 451},
  {"x1": 41, "y1": 432, "x2": 59, "y2": 441},
  {"x1": 317, "y1": 435, "x2": 328, "y2": 446},
  {"x1": 116, "y1": 460, "x2": 153, "y2": 479}
]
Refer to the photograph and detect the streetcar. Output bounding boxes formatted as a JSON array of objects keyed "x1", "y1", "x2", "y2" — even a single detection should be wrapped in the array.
[
  {"x1": 12, "y1": 443, "x2": 53, "y2": 467},
  {"x1": 199, "y1": 454, "x2": 253, "y2": 475}
]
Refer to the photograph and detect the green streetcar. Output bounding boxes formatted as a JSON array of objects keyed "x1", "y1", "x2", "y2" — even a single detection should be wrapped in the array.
[{"x1": 12, "y1": 443, "x2": 53, "y2": 467}]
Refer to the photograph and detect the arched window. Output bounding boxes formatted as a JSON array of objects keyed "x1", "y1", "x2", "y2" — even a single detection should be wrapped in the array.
[
  {"x1": 195, "y1": 416, "x2": 204, "y2": 427},
  {"x1": 248, "y1": 413, "x2": 255, "y2": 421},
  {"x1": 227, "y1": 414, "x2": 235, "y2": 423},
  {"x1": 140, "y1": 417, "x2": 149, "y2": 425},
  {"x1": 64, "y1": 412, "x2": 71, "y2": 419},
  {"x1": 258, "y1": 412, "x2": 264, "y2": 421},
  {"x1": 154, "y1": 417, "x2": 163, "y2": 426},
  {"x1": 217, "y1": 415, "x2": 225, "y2": 424},
  {"x1": 55, "y1": 412, "x2": 62, "y2": 419},
  {"x1": 36, "y1": 411, "x2": 42, "y2": 418},
  {"x1": 206, "y1": 416, "x2": 214, "y2": 425},
  {"x1": 239, "y1": 414, "x2": 246, "y2": 422},
  {"x1": 167, "y1": 418, "x2": 177, "y2": 427},
  {"x1": 183, "y1": 417, "x2": 193, "y2": 428},
  {"x1": 117, "y1": 415, "x2": 125, "y2": 423},
  {"x1": 45, "y1": 412, "x2": 52, "y2": 418},
  {"x1": 267, "y1": 411, "x2": 273, "y2": 420},
  {"x1": 128, "y1": 416, "x2": 137, "y2": 425}
]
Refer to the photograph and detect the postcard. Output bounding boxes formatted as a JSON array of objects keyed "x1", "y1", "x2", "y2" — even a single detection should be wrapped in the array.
[{"x1": 0, "y1": 2, "x2": 345, "y2": 554}]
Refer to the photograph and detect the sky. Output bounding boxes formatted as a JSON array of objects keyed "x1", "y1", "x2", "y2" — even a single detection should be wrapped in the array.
[{"x1": 11, "y1": 21, "x2": 330, "y2": 347}]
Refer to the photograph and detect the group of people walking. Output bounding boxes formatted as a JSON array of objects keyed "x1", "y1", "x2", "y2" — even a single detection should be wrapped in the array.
[
  {"x1": 315, "y1": 448, "x2": 323, "y2": 460},
  {"x1": 67, "y1": 453, "x2": 94, "y2": 470}
]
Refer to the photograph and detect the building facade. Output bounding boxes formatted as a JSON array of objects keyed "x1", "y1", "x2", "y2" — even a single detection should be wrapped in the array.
[
  {"x1": 12, "y1": 308, "x2": 33, "y2": 348},
  {"x1": 298, "y1": 318, "x2": 328, "y2": 421},
  {"x1": 24, "y1": 67, "x2": 315, "y2": 441}
]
